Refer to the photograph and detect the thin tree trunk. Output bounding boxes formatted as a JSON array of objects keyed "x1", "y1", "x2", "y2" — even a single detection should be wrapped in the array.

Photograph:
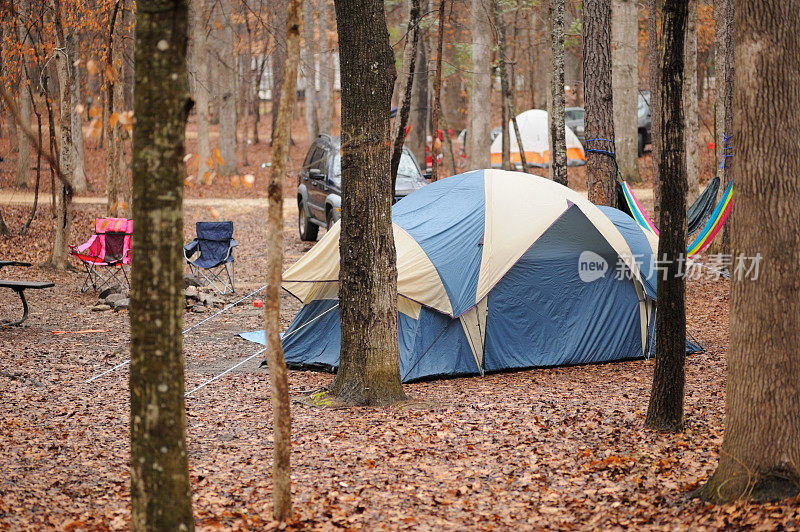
[
  {"x1": 318, "y1": 0, "x2": 331, "y2": 135},
  {"x1": 684, "y1": 0, "x2": 699, "y2": 205},
  {"x1": 48, "y1": 0, "x2": 75, "y2": 270},
  {"x1": 69, "y1": 32, "x2": 88, "y2": 194},
  {"x1": 129, "y1": 0, "x2": 194, "y2": 529},
  {"x1": 612, "y1": 0, "x2": 640, "y2": 183},
  {"x1": 218, "y1": 0, "x2": 237, "y2": 175},
  {"x1": 468, "y1": 0, "x2": 491, "y2": 170},
  {"x1": 192, "y1": 0, "x2": 211, "y2": 183},
  {"x1": 271, "y1": 0, "x2": 288, "y2": 144},
  {"x1": 105, "y1": 0, "x2": 122, "y2": 215},
  {"x1": 495, "y1": 0, "x2": 510, "y2": 171},
  {"x1": 390, "y1": 0, "x2": 420, "y2": 191},
  {"x1": 549, "y1": 0, "x2": 567, "y2": 184},
  {"x1": 21, "y1": 89, "x2": 42, "y2": 235},
  {"x1": 430, "y1": 0, "x2": 446, "y2": 181},
  {"x1": 331, "y1": 0, "x2": 406, "y2": 406},
  {"x1": 644, "y1": 0, "x2": 687, "y2": 433},
  {"x1": 698, "y1": 0, "x2": 800, "y2": 502},
  {"x1": 406, "y1": 23, "x2": 428, "y2": 168},
  {"x1": 710, "y1": 0, "x2": 733, "y2": 256},
  {"x1": 14, "y1": 0, "x2": 30, "y2": 188},
  {"x1": 583, "y1": 0, "x2": 617, "y2": 207},
  {"x1": 302, "y1": 0, "x2": 318, "y2": 143},
  {"x1": 648, "y1": 0, "x2": 662, "y2": 222},
  {"x1": 266, "y1": 0, "x2": 300, "y2": 520}
]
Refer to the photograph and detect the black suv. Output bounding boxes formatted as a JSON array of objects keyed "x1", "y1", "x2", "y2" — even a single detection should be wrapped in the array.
[{"x1": 297, "y1": 135, "x2": 428, "y2": 241}]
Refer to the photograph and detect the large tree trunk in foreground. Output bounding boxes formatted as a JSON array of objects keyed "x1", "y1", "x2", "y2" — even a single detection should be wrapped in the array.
[
  {"x1": 583, "y1": 0, "x2": 617, "y2": 207},
  {"x1": 467, "y1": 0, "x2": 491, "y2": 170},
  {"x1": 684, "y1": 0, "x2": 699, "y2": 205},
  {"x1": 549, "y1": 0, "x2": 567, "y2": 185},
  {"x1": 265, "y1": 0, "x2": 301, "y2": 521},
  {"x1": 644, "y1": 0, "x2": 687, "y2": 433},
  {"x1": 698, "y1": 0, "x2": 800, "y2": 503},
  {"x1": 192, "y1": 0, "x2": 212, "y2": 184},
  {"x1": 129, "y1": 0, "x2": 194, "y2": 529},
  {"x1": 612, "y1": 0, "x2": 639, "y2": 184},
  {"x1": 331, "y1": 0, "x2": 406, "y2": 406}
]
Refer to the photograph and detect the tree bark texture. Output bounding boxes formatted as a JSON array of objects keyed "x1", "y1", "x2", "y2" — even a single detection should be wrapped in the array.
[
  {"x1": 266, "y1": 0, "x2": 301, "y2": 520},
  {"x1": 407, "y1": 26, "x2": 428, "y2": 168},
  {"x1": 644, "y1": 0, "x2": 687, "y2": 433},
  {"x1": 302, "y1": 0, "x2": 318, "y2": 144},
  {"x1": 684, "y1": 0, "x2": 699, "y2": 205},
  {"x1": 549, "y1": 0, "x2": 567, "y2": 185},
  {"x1": 710, "y1": 0, "x2": 733, "y2": 256},
  {"x1": 698, "y1": 0, "x2": 800, "y2": 503},
  {"x1": 583, "y1": 0, "x2": 617, "y2": 207},
  {"x1": 69, "y1": 32, "x2": 88, "y2": 194},
  {"x1": 648, "y1": 0, "x2": 662, "y2": 222},
  {"x1": 317, "y1": 0, "x2": 332, "y2": 135},
  {"x1": 331, "y1": 0, "x2": 406, "y2": 406},
  {"x1": 191, "y1": 0, "x2": 211, "y2": 184},
  {"x1": 495, "y1": 0, "x2": 510, "y2": 172},
  {"x1": 271, "y1": 0, "x2": 288, "y2": 143},
  {"x1": 612, "y1": 0, "x2": 639, "y2": 183},
  {"x1": 217, "y1": 0, "x2": 237, "y2": 175},
  {"x1": 48, "y1": 0, "x2": 75, "y2": 270},
  {"x1": 468, "y1": 0, "x2": 491, "y2": 170},
  {"x1": 14, "y1": 0, "x2": 30, "y2": 188},
  {"x1": 390, "y1": 0, "x2": 420, "y2": 190},
  {"x1": 129, "y1": 0, "x2": 194, "y2": 530},
  {"x1": 430, "y1": 0, "x2": 446, "y2": 181}
]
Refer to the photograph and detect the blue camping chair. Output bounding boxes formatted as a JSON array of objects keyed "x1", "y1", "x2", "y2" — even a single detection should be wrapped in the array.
[{"x1": 184, "y1": 221, "x2": 237, "y2": 294}]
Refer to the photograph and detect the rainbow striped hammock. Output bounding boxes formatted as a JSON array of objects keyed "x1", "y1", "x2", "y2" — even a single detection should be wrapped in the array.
[{"x1": 618, "y1": 178, "x2": 733, "y2": 257}]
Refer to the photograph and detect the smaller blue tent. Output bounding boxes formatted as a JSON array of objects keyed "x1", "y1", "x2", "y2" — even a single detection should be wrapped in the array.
[{"x1": 243, "y1": 170, "x2": 700, "y2": 381}]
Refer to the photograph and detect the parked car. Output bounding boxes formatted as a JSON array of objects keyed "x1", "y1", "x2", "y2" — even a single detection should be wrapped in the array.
[
  {"x1": 565, "y1": 107, "x2": 585, "y2": 144},
  {"x1": 637, "y1": 90, "x2": 652, "y2": 157},
  {"x1": 565, "y1": 96, "x2": 652, "y2": 157},
  {"x1": 297, "y1": 135, "x2": 429, "y2": 241}
]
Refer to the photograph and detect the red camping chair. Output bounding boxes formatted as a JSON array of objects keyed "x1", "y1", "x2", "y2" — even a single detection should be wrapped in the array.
[{"x1": 70, "y1": 218, "x2": 133, "y2": 292}]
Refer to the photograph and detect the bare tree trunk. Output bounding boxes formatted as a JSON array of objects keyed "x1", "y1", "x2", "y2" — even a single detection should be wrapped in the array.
[
  {"x1": 709, "y1": 0, "x2": 733, "y2": 256},
  {"x1": 430, "y1": 0, "x2": 446, "y2": 180},
  {"x1": 612, "y1": 0, "x2": 640, "y2": 183},
  {"x1": 648, "y1": 0, "x2": 662, "y2": 222},
  {"x1": 684, "y1": 0, "x2": 699, "y2": 205},
  {"x1": 69, "y1": 33, "x2": 88, "y2": 194},
  {"x1": 129, "y1": 1, "x2": 194, "y2": 529},
  {"x1": 48, "y1": 0, "x2": 75, "y2": 271},
  {"x1": 468, "y1": 0, "x2": 491, "y2": 170},
  {"x1": 495, "y1": 0, "x2": 510, "y2": 171},
  {"x1": 331, "y1": 0, "x2": 406, "y2": 406},
  {"x1": 318, "y1": 0, "x2": 332, "y2": 135},
  {"x1": 583, "y1": 0, "x2": 617, "y2": 207},
  {"x1": 549, "y1": 0, "x2": 567, "y2": 185},
  {"x1": 105, "y1": 0, "x2": 122, "y2": 215},
  {"x1": 406, "y1": 19, "x2": 428, "y2": 168},
  {"x1": 192, "y1": 0, "x2": 211, "y2": 184},
  {"x1": 645, "y1": 0, "x2": 687, "y2": 433},
  {"x1": 271, "y1": 0, "x2": 288, "y2": 144},
  {"x1": 266, "y1": 0, "x2": 300, "y2": 520},
  {"x1": 390, "y1": 0, "x2": 420, "y2": 190},
  {"x1": 302, "y1": 0, "x2": 318, "y2": 143},
  {"x1": 698, "y1": 0, "x2": 800, "y2": 502},
  {"x1": 14, "y1": 0, "x2": 30, "y2": 188},
  {"x1": 115, "y1": 7, "x2": 132, "y2": 218},
  {"x1": 218, "y1": 0, "x2": 237, "y2": 175}
]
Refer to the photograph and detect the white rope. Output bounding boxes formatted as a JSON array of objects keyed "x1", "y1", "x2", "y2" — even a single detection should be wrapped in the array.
[
  {"x1": 83, "y1": 284, "x2": 267, "y2": 383},
  {"x1": 182, "y1": 303, "x2": 341, "y2": 397}
]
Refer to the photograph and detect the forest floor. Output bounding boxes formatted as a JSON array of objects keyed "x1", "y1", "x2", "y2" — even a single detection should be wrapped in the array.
[{"x1": 2, "y1": 118, "x2": 797, "y2": 530}]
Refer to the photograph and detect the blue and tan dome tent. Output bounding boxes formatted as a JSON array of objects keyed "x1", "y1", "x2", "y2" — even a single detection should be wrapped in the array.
[{"x1": 246, "y1": 169, "x2": 698, "y2": 382}]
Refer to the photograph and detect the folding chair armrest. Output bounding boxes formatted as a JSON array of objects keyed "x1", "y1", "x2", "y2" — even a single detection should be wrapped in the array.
[
  {"x1": 224, "y1": 239, "x2": 237, "y2": 261},
  {"x1": 184, "y1": 239, "x2": 200, "y2": 261},
  {"x1": 230, "y1": 238, "x2": 238, "y2": 248}
]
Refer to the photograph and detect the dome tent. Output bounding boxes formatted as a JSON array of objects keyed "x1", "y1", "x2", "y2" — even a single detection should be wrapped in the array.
[
  {"x1": 489, "y1": 109, "x2": 586, "y2": 168},
  {"x1": 245, "y1": 170, "x2": 696, "y2": 382}
]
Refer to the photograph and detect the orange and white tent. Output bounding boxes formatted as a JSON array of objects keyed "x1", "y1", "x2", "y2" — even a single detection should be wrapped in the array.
[{"x1": 490, "y1": 109, "x2": 586, "y2": 168}]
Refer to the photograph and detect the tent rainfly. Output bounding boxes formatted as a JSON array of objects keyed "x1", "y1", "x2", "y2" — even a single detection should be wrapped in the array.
[
  {"x1": 490, "y1": 109, "x2": 586, "y2": 168},
  {"x1": 245, "y1": 169, "x2": 701, "y2": 382}
]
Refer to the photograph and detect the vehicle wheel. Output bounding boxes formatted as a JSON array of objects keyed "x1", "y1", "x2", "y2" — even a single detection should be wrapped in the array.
[
  {"x1": 326, "y1": 209, "x2": 334, "y2": 230},
  {"x1": 638, "y1": 131, "x2": 645, "y2": 157},
  {"x1": 298, "y1": 202, "x2": 319, "y2": 241}
]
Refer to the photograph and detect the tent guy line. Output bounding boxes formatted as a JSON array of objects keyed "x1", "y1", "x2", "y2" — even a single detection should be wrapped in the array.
[{"x1": 83, "y1": 283, "x2": 268, "y2": 384}]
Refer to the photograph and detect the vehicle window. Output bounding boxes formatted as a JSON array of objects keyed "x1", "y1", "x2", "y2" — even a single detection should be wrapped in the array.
[
  {"x1": 302, "y1": 146, "x2": 317, "y2": 171},
  {"x1": 397, "y1": 151, "x2": 422, "y2": 179},
  {"x1": 308, "y1": 148, "x2": 327, "y2": 173}
]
